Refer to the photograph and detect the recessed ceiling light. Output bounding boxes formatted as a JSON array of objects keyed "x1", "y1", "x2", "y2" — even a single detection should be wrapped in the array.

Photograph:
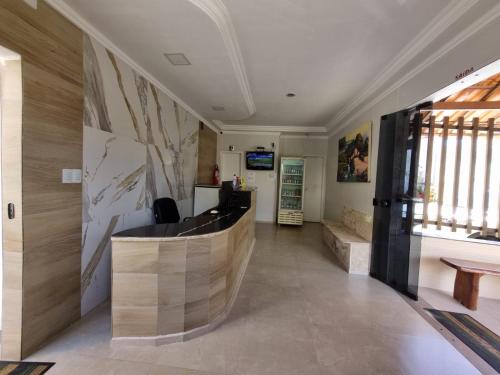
[
  {"x1": 286, "y1": 93, "x2": 296, "y2": 97},
  {"x1": 164, "y1": 53, "x2": 191, "y2": 66},
  {"x1": 211, "y1": 106, "x2": 225, "y2": 111}
]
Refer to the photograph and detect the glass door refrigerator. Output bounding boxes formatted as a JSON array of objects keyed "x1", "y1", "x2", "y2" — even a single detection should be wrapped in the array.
[{"x1": 278, "y1": 157, "x2": 305, "y2": 225}]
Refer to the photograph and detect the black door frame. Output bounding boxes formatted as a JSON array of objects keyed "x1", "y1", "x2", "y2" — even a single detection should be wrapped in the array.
[{"x1": 370, "y1": 102, "x2": 431, "y2": 300}]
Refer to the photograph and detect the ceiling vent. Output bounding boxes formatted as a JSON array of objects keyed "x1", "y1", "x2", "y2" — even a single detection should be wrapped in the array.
[
  {"x1": 164, "y1": 53, "x2": 191, "y2": 66},
  {"x1": 211, "y1": 106, "x2": 225, "y2": 111}
]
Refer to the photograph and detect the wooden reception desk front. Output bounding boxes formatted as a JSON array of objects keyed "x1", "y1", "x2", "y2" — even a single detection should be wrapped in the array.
[{"x1": 110, "y1": 190, "x2": 255, "y2": 344}]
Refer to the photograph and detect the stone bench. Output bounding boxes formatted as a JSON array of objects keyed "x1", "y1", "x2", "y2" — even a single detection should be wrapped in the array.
[{"x1": 321, "y1": 208, "x2": 372, "y2": 275}]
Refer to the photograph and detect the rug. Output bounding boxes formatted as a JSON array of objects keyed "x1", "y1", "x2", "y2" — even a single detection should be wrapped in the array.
[
  {"x1": 0, "y1": 361, "x2": 54, "y2": 375},
  {"x1": 426, "y1": 309, "x2": 500, "y2": 372}
]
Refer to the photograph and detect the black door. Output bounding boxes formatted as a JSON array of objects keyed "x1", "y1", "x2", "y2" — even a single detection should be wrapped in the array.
[{"x1": 370, "y1": 108, "x2": 423, "y2": 300}]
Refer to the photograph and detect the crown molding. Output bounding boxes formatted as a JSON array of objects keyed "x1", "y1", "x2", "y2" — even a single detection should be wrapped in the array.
[
  {"x1": 280, "y1": 134, "x2": 329, "y2": 140},
  {"x1": 328, "y1": 1, "x2": 500, "y2": 138},
  {"x1": 45, "y1": 0, "x2": 221, "y2": 134},
  {"x1": 187, "y1": 0, "x2": 256, "y2": 117},
  {"x1": 222, "y1": 130, "x2": 281, "y2": 136},
  {"x1": 328, "y1": 0, "x2": 479, "y2": 130},
  {"x1": 215, "y1": 120, "x2": 327, "y2": 134}
]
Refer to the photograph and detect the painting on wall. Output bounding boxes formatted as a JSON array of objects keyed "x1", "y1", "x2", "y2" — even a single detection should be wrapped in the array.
[{"x1": 337, "y1": 121, "x2": 371, "y2": 182}]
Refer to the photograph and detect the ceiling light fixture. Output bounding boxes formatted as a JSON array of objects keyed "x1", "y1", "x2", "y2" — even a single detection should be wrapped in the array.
[
  {"x1": 211, "y1": 106, "x2": 225, "y2": 111},
  {"x1": 164, "y1": 53, "x2": 191, "y2": 66},
  {"x1": 286, "y1": 93, "x2": 296, "y2": 97}
]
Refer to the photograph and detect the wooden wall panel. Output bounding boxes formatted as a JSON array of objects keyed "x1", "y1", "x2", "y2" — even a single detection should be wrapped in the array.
[
  {"x1": 184, "y1": 238, "x2": 210, "y2": 331},
  {"x1": 209, "y1": 233, "x2": 228, "y2": 320},
  {"x1": 197, "y1": 122, "x2": 217, "y2": 184},
  {"x1": 0, "y1": 0, "x2": 83, "y2": 359},
  {"x1": 158, "y1": 240, "x2": 187, "y2": 334}
]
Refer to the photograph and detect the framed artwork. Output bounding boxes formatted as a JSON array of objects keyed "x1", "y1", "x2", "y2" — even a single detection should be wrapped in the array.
[{"x1": 337, "y1": 121, "x2": 371, "y2": 182}]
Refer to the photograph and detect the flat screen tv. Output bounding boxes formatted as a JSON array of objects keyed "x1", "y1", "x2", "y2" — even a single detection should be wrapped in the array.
[{"x1": 246, "y1": 151, "x2": 274, "y2": 171}]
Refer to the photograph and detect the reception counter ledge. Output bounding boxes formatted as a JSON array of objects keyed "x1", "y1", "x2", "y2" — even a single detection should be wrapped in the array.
[{"x1": 111, "y1": 193, "x2": 256, "y2": 345}]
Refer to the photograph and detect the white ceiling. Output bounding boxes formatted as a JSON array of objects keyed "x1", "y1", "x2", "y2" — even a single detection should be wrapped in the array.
[{"x1": 58, "y1": 0, "x2": 459, "y2": 130}]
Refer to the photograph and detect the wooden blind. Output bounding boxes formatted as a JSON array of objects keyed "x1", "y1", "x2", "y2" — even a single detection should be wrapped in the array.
[{"x1": 419, "y1": 115, "x2": 499, "y2": 237}]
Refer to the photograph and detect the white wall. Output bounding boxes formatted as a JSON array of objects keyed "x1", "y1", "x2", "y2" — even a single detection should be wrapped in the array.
[
  {"x1": 420, "y1": 237, "x2": 500, "y2": 299},
  {"x1": 324, "y1": 7, "x2": 500, "y2": 299},
  {"x1": 219, "y1": 133, "x2": 279, "y2": 222},
  {"x1": 217, "y1": 134, "x2": 329, "y2": 222},
  {"x1": 325, "y1": 9, "x2": 500, "y2": 220},
  {"x1": 280, "y1": 136, "x2": 328, "y2": 158}
]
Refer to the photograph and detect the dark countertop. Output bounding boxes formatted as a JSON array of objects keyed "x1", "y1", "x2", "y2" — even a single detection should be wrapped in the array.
[
  {"x1": 195, "y1": 184, "x2": 221, "y2": 188},
  {"x1": 112, "y1": 206, "x2": 249, "y2": 239}
]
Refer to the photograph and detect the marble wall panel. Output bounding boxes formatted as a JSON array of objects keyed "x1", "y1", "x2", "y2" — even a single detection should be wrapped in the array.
[
  {"x1": 81, "y1": 34, "x2": 199, "y2": 316},
  {"x1": 342, "y1": 206, "x2": 373, "y2": 242},
  {"x1": 83, "y1": 126, "x2": 147, "y2": 221}
]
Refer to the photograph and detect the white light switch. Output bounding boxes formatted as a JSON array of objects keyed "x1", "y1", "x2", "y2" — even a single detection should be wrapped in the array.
[
  {"x1": 62, "y1": 169, "x2": 82, "y2": 184},
  {"x1": 72, "y1": 169, "x2": 82, "y2": 183}
]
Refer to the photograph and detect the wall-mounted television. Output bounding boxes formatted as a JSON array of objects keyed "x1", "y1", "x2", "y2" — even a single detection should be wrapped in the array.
[{"x1": 246, "y1": 151, "x2": 274, "y2": 171}]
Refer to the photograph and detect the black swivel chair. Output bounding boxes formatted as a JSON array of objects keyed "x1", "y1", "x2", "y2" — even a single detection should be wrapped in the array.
[{"x1": 153, "y1": 197, "x2": 182, "y2": 224}]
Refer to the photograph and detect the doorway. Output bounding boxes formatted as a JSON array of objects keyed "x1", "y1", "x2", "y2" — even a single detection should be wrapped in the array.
[
  {"x1": 220, "y1": 151, "x2": 243, "y2": 182},
  {"x1": 0, "y1": 46, "x2": 22, "y2": 355},
  {"x1": 303, "y1": 156, "x2": 325, "y2": 222},
  {"x1": 0, "y1": 58, "x2": 3, "y2": 330},
  {"x1": 371, "y1": 107, "x2": 424, "y2": 299}
]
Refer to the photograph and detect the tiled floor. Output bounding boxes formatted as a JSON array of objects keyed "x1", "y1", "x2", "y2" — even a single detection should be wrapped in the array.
[{"x1": 28, "y1": 223, "x2": 482, "y2": 374}]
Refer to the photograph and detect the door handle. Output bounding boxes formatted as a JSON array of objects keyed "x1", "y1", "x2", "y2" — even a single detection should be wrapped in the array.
[
  {"x1": 396, "y1": 194, "x2": 423, "y2": 203},
  {"x1": 373, "y1": 198, "x2": 391, "y2": 208},
  {"x1": 380, "y1": 200, "x2": 391, "y2": 208},
  {"x1": 7, "y1": 203, "x2": 15, "y2": 219}
]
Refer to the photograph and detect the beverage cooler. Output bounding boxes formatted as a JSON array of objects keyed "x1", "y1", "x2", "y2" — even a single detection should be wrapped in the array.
[{"x1": 278, "y1": 157, "x2": 305, "y2": 225}]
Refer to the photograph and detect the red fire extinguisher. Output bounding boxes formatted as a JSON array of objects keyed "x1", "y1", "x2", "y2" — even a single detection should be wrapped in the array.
[{"x1": 213, "y1": 164, "x2": 220, "y2": 185}]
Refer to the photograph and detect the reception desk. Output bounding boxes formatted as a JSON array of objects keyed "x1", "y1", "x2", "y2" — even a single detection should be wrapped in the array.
[{"x1": 111, "y1": 190, "x2": 255, "y2": 344}]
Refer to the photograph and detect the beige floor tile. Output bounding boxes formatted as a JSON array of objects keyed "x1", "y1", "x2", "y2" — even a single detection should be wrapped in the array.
[
  {"x1": 25, "y1": 223, "x2": 488, "y2": 375},
  {"x1": 148, "y1": 364, "x2": 224, "y2": 375}
]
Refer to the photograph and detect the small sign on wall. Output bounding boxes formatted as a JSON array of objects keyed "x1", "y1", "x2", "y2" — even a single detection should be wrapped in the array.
[
  {"x1": 62, "y1": 169, "x2": 82, "y2": 184},
  {"x1": 455, "y1": 67, "x2": 474, "y2": 81}
]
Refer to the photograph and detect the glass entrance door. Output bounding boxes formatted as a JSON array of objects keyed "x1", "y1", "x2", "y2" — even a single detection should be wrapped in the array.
[{"x1": 371, "y1": 108, "x2": 423, "y2": 300}]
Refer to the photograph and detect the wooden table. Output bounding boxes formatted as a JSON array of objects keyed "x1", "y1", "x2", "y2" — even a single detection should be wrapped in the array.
[{"x1": 440, "y1": 257, "x2": 500, "y2": 310}]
